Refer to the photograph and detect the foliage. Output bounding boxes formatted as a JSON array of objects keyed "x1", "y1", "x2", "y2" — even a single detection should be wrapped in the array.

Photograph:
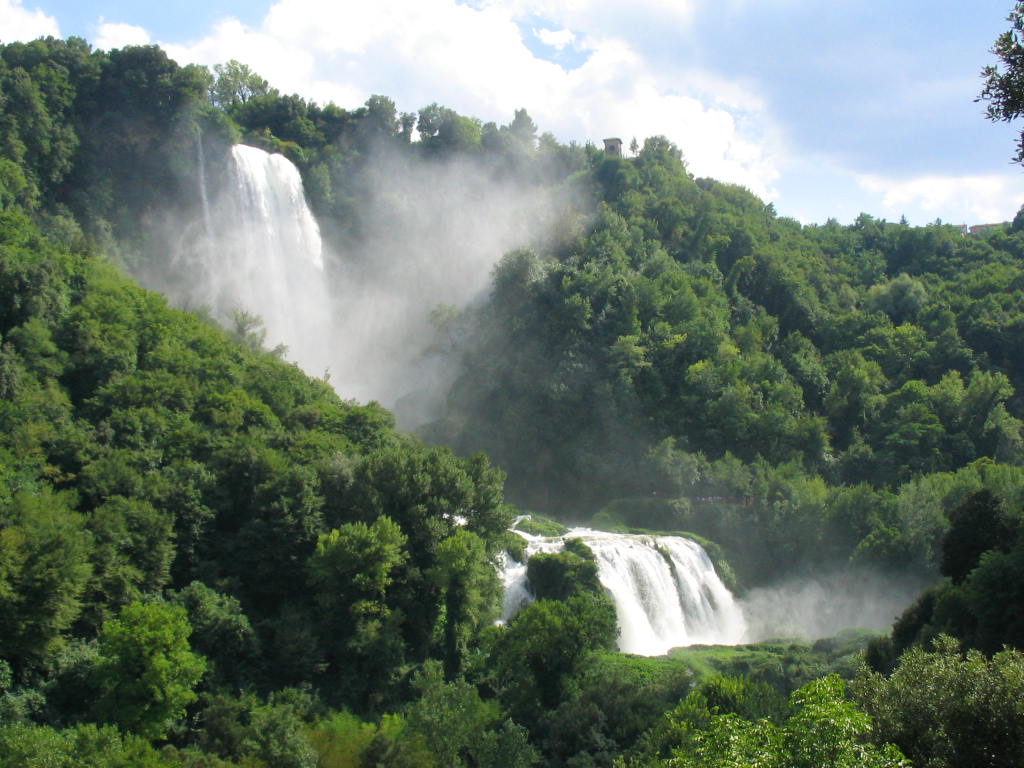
[
  {"x1": 874, "y1": 487, "x2": 1024, "y2": 658},
  {"x1": 939, "y1": 489, "x2": 1014, "y2": 584},
  {"x1": 305, "y1": 709, "x2": 377, "y2": 768},
  {"x1": 431, "y1": 149, "x2": 1024, "y2": 580},
  {"x1": 0, "y1": 488, "x2": 92, "y2": 670},
  {"x1": 210, "y1": 60, "x2": 270, "y2": 109},
  {"x1": 0, "y1": 172, "x2": 517, "y2": 753},
  {"x1": 666, "y1": 675, "x2": 908, "y2": 768},
  {"x1": 172, "y1": 581, "x2": 260, "y2": 691},
  {"x1": 513, "y1": 514, "x2": 569, "y2": 537},
  {"x1": 194, "y1": 689, "x2": 318, "y2": 768},
  {"x1": 489, "y1": 592, "x2": 618, "y2": 720},
  {"x1": 854, "y1": 635, "x2": 1024, "y2": 768},
  {"x1": 0, "y1": 722, "x2": 175, "y2": 767},
  {"x1": 91, "y1": 601, "x2": 206, "y2": 739},
  {"x1": 534, "y1": 652, "x2": 697, "y2": 766},
  {"x1": 980, "y1": 2, "x2": 1024, "y2": 165},
  {"x1": 665, "y1": 633, "x2": 878, "y2": 698},
  {"x1": 430, "y1": 529, "x2": 504, "y2": 680},
  {"x1": 526, "y1": 538, "x2": 602, "y2": 601},
  {"x1": 402, "y1": 661, "x2": 536, "y2": 768}
]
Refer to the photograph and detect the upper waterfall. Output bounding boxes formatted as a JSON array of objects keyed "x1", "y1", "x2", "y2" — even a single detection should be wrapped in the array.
[
  {"x1": 501, "y1": 528, "x2": 747, "y2": 656},
  {"x1": 183, "y1": 144, "x2": 333, "y2": 376},
  {"x1": 231, "y1": 145, "x2": 324, "y2": 272}
]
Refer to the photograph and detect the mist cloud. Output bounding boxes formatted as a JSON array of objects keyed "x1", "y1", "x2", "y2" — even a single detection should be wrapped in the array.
[
  {"x1": 738, "y1": 569, "x2": 924, "y2": 642},
  {"x1": 323, "y1": 149, "x2": 574, "y2": 424}
]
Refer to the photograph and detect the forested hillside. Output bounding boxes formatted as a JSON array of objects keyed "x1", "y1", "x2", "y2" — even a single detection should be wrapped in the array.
[
  {"x1": 428, "y1": 141, "x2": 1024, "y2": 583},
  {"x1": 2, "y1": 30, "x2": 1024, "y2": 768}
]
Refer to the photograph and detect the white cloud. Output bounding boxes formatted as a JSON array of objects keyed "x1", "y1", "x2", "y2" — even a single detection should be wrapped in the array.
[
  {"x1": 94, "y1": 20, "x2": 151, "y2": 50},
  {"x1": 162, "y1": 17, "x2": 357, "y2": 105},
  {"x1": 0, "y1": 0, "x2": 59, "y2": 43},
  {"x1": 534, "y1": 27, "x2": 576, "y2": 50},
  {"x1": 858, "y1": 172, "x2": 1024, "y2": 225},
  {"x1": 481, "y1": 0, "x2": 696, "y2": 40},
  {"x1": 158, "y1": 0, "x2": 778, "y2": 197}
]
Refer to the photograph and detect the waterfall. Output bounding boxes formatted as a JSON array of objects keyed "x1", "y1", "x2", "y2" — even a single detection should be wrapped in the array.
[
  {"x1": 187, "y1": 144, "x2": 332, "y2": 376},
  {"x1": 501, "y1": 528, "x2": 747, "y2": 655},
  {"x1": 196, "y1": 136, "x2": 213, "y2": 238}
]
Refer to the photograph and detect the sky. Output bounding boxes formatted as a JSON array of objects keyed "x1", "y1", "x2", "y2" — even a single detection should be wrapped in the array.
[{"x1": 3, "y1": 0, "x2": 1024, "y2": 227}]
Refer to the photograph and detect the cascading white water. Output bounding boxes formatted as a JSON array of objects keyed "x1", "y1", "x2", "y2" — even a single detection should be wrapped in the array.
[
  {"x1": 501, "y1": 528, "x2": 747, "y2": 655},
  {"x1": 187, "y1": 144, "x2": 332, "y2": 376},
  {"x1": 196, "y1": 136, "x2": 213, "y2": 238},
  {"x1": 231, "y1": 145, "x2": 324, "y2": 269}
]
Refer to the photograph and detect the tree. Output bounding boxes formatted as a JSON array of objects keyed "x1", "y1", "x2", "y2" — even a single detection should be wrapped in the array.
[
  {"x1": 195, "y1": 690, "x2": 317, "y2": 768},
  {"x1": 416, "y1": 102, "x2": 455, "y2": 139},
  {"x1": 305, "y1": 710, "x2": 378, "y2": 768},
  {"x1": 242, "y1": 693, "x2": 317, "y2": 768},
  {"x1": 84, "y1": 497, "x2": 174, "y2": 627},
  {"x1": 346, "y1": 444, "x2": 512, "y2": 565},
  {"x1": 91, "y1": 601, "x2": 206, "y2": 739},
  {"x1": 402, "y1": 661, "x2": 535, "y2": 768},
  {"x1": 361, "y1": 94, "x2": 399, "y2": 140},
  {"x1": 308, "y1": 515, "x2": 408, "y2": 622},
  {"x1": 209, "y1": 59, "x2": 271, "y2": 109},
  {"x1": 672, "y1": 676, "x2": 908, "y2": 768},
  {"x1": 507, "y1": 108, "x2": 537, "y2": 151},
  {"x1": 172, "y1": 581, "x2": 260, "y2": 690},
  {"x1": 525, "y1": 539, "x2": 602, "y2": 601},
  {"x1": 854, "y1": 636, "x2": 1024, "y2": 768},
  {"x1": 429, "y1": 529, "x2": 502, "y2": 680},
  {"x1": 307, "y1": 516, "x2": 409, "y2": 707},
  {"x1": 416, "y1": 104, "x2": 481, "y2": 155},
  {"x1": 0, "y1": 722, "x2": 172, "y2": 767},
  {"x1": 0, "y1": 489, "x2": 92, "y2": 671},
  {"x1": 490, "y1": 593, "x2": 618, "y2": 717},
  {"x1": 964, "y1": 544, "x2": 1024, "y2": 652},
  {"x1": 940, "y1": 489, "x2": 1013, "y2": 584},
  {"x1": 980, "y1": 3, "x2": 1024, "y2": 164}
]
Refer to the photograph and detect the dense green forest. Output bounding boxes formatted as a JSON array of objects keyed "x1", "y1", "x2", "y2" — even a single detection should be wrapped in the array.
[{"x1": 2, "y1": 21, "x2": 1024, "y2": 767}]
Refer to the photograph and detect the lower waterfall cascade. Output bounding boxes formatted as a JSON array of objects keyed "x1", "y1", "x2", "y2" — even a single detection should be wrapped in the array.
[{"x1": 500, "y1": 528, "x2": 747, "y2": 656}]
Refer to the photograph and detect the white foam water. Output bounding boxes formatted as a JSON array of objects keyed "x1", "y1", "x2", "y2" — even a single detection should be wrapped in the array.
[{"x1": 501, "y1": 528, "x2": 746, "y2": 655}]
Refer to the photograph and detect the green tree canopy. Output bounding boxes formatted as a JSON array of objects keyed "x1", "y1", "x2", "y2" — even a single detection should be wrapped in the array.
[
  {"x1": 91, "y1": 601, "x2": 206, "y2": 739},
  {"x1": 854, "y1": 636, "x2": 1024, "y2": 768},
  {"x1": 0, "y1": 489, "x2": 92, "y2": 671},
  {"x1": 980, "y1": 2, "x2": 1024, "y2": 164},
  {"x1": 210, "y1": 59, "x2": 271, "y2": 108},
  {"x1": 669, "y1": 675, "x2": 907, "y2": 768}
]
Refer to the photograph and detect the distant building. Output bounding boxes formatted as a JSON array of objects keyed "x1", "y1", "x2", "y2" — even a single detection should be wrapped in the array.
[
  {"x1": 968, "y1": 223, "x2": 1005, "y2": 236},
  {"x1": 603, "y1": 137, "x2": 623, "y2": 158}
]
